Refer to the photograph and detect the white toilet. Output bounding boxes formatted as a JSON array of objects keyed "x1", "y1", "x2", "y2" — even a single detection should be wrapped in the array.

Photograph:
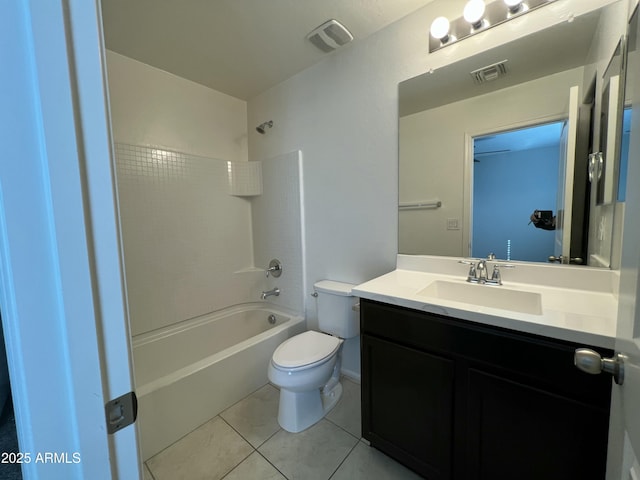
[{"x1": 268, "y1": 280, "x2": 358, "y2": 433}]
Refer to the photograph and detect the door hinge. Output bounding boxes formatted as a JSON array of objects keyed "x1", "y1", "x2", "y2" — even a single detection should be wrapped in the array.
[{"x1": 105, "y1": 391, "x2": 137, "y2": 434}]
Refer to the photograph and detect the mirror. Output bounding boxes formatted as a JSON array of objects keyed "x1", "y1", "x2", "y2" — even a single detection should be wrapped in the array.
[{"x1": 399, "y1": 2, "x2": 628, "y2": 267}]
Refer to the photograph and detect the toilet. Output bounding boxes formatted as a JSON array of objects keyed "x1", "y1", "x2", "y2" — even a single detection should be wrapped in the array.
[{"x1": 268, "y1": 280, "x2": 359, "y2": 433}]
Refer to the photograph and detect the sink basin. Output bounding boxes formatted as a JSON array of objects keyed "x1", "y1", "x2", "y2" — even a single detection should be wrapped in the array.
[{"x1": 417, "y1": 280, "x2": 543, "y2": 315}]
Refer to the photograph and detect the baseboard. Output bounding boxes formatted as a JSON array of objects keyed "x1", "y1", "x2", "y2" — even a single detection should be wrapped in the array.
[{"x1": 341, "y1": 368, "x2": 360, "y2": 384}]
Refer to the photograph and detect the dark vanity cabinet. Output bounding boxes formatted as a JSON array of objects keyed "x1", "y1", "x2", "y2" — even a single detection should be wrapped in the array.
[{"x1": 360, "y1": 299, "x2": 613, "y2": 480}]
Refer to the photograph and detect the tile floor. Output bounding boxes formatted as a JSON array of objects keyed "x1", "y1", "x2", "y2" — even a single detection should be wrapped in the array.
[{"x1": 143, "y1": 378, "x2": 421, "y2": 480}]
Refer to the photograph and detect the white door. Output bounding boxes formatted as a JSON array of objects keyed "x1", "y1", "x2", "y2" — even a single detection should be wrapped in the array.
[
  {"x1": 554, "y1": 86, "x2": 580, "y2": 263},
  {"x1": 603, "y1": 6, "x2": 640, "y2": 477},
  {"x1": 0, "y1": 1, "x2": 141, "y2": 478},
  {"x1": 602, "y1": 103, "x2": 640, "y2": 478}
]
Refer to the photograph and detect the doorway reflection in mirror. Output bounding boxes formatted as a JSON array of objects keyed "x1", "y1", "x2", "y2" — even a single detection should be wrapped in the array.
[{"x1": 472, "y1": 122, "x2": 563, "y2": 262}]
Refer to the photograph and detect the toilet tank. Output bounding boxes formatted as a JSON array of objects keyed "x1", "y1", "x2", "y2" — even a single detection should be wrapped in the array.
[{"x1": 314, "y1": 280, "x2": 359, "y2": 338}]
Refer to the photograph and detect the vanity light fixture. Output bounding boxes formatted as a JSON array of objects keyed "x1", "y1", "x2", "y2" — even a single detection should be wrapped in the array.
[{"x1": 429, "y1": 0, "x2": 555, "y2": 53}]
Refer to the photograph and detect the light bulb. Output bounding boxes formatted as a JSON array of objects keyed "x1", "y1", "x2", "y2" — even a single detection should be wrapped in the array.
[
  {"x1": 504, "y1": 0, "x2": 524, "y2": 13},
  {"x1": 464, "y1": 0, "x2": 486, "y2": 27},
  {"x1": 430, "y1": 16, "x2": 450, "y2": 40}
]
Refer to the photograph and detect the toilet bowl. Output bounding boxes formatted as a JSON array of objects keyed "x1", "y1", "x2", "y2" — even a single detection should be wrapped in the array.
[
  {"x1": 268, "y1": 280, "x2": 358, "y2": 433},
  {"x1": 268, "y1": 330, "x2": 344, "y2": 432}
]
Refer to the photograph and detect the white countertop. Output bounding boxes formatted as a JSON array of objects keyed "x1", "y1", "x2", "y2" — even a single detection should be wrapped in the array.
[{"x1": 353, "y1": 257, "x2": 618, "y2": 349}]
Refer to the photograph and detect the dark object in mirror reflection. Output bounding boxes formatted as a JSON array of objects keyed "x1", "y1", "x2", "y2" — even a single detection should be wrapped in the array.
[{"x1": 529, "y1": 210, "x2": 556, "y2": 230}]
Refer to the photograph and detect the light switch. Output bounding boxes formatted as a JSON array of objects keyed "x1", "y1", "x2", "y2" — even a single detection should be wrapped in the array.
[{"x1": 447, "y1": 218, "x2": 460, "y2": 230}]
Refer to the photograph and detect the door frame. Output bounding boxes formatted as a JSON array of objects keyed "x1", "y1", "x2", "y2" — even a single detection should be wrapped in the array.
[
  {"x1": 0, "y1": 0, "x2": 140, "y2": 478},
  {"x1": 463, "y1": 112, "x2": 566, "y2": 257}
]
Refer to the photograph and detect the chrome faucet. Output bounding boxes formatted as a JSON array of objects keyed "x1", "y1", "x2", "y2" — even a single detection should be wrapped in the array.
[
  {"x1": 261, "y1": 287, "x2": 280, "y2": 300},
  {"x1": 265, "y1": 259, "x2": 282, "y2": 278},
  {"x1": 475, "y1": 259, "x2": 488, "y2": 283},
  {"x1": 459, "y1": 254, "x2": 514, "y2": 285}
]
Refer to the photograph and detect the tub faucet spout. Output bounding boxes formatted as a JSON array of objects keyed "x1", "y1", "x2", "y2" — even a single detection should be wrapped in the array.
[{"x1": 261, "y1": 287, "x2": 280, "y2": 300}]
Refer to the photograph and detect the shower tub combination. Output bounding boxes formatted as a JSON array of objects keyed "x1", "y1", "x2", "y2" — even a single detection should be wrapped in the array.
[{"x1": 133, "y1": 303, "x2": 304, "y2": 460}]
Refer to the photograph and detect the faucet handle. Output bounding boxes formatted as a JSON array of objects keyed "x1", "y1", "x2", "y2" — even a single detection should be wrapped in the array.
[
  {"x1": 494, "y1": 262, "x2": 516, "y2": 269},
  {"x1": 459, "y1": 259, "x2": 477, "y2": 281},
  {"x1": 490, "y1": 263, "x2": 515, "y2": 284},
  {"x1": 266, "y1": 259, "x2": 282, "y2": 278}
]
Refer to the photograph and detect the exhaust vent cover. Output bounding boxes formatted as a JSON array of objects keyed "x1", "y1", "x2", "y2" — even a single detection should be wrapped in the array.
[
  {"x1": 470, "y1": 60, "x2": 508, "y2": 84},
  {"x1": 306, "y1": 19, "x2": 354, "y2": 52}
]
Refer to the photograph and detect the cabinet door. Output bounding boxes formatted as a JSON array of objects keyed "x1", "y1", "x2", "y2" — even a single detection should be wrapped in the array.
[
  {"x1": 362, "y1": 334, "x2": 455, "y2": 479},
  {"x1": 465, "y1": 368, "x2": 609, "y2": 480}
]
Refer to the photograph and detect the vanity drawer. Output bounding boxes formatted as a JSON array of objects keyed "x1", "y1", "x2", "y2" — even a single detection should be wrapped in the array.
[{"x1": 360, "y1": 299, "x2": 612, "y2": 405}]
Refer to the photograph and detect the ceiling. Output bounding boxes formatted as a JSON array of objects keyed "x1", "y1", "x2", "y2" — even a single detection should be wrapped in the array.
[{"x1": 101, "y1": 0, "x2": 437, "y2": 100}]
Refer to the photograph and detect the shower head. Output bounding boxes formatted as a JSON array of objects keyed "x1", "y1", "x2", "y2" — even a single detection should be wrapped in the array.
[{"x1": 256, "y1": 120, "x2": 273, "y2": 134}]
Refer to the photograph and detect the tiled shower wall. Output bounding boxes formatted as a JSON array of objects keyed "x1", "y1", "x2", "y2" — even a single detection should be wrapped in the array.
[{"x1": 115, "y1": 143, "x2": 303, "y2": 337}]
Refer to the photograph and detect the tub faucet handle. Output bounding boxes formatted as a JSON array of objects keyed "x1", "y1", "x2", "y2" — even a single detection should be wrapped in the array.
[{"x1": 266, "y1": 259, "x2": 282, "y2": 278}]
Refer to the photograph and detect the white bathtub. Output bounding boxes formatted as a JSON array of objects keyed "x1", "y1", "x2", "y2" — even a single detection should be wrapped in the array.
[{"x1": 133, "y1": 303, "x2": 305, "y2": 460}]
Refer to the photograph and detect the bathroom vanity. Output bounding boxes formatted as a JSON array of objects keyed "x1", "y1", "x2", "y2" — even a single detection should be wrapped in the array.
[{"x1": 354, "y1": 256, "x2": 618, "y2": 480}]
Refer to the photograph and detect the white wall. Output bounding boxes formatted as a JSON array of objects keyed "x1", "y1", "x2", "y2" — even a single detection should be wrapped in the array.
[
  {"x1": 399, "y1": 67, "x2": 583, "y2": 257},
  {"x1": 107, "y1": 51, "x2": 306, "y2": 336},
  {"x1": 247, "y1": 0, "x2": 619, "y2": 376},
  {"x1": 106, "y1": 50, "x2": 248, "y2": 162},
  {"x1": 106, "y1": 52, "x2": 259, "y2": 336}
]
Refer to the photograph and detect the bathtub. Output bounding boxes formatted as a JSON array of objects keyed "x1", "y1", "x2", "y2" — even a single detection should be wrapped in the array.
[{"x1": 133, "y1": 303, "x2": 305, "y2": 460}]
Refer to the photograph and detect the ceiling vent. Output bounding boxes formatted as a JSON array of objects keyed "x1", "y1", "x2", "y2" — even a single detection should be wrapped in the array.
[
  {"x1": 470, "y1": 60, "x2": 509, "y2": 84},
  {"x1": 306, "y1": 19, "x2": 354, "y2": 52}
]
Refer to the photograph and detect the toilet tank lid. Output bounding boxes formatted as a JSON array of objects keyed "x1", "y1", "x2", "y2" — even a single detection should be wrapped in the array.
[{"x1": 314, "y1": 280, "x2": 356, "y2": 296}]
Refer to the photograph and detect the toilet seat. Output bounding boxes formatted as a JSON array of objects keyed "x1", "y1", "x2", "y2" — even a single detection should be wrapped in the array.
[{"x1": 272, "y1": 331, "x2": 341, "y2": 370}]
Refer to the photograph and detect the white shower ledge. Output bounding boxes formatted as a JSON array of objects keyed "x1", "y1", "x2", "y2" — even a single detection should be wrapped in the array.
[{"x1": 353, "y1": 255, "x2": 618, "y2": 349}]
